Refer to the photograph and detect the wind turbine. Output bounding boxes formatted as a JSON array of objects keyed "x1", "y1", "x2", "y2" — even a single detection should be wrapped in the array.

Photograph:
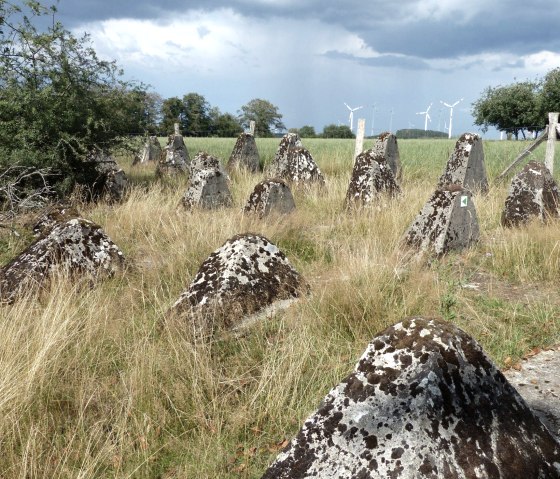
[
  {"x1": 440, "y1": 98, "x2": 463, "y2": 139},
  {"x1": 344, "y1": 103, "x2": 363, "y2": 132},
  {"x1": 416, "y1": 103, "x2": 432, "y2": 131},
  {"x1": 389, "y1": 108, "x2": 394, "y2": 132}
]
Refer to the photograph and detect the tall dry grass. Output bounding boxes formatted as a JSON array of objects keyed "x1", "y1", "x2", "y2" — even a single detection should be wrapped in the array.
[{"x1": 0, "y1": 137, "x2": 559, "y2": 477}]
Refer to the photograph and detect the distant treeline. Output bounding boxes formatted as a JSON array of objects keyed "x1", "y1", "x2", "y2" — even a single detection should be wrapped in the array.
[{"x1": 395, "y1": 129, "x2": 449, "y2": 139}]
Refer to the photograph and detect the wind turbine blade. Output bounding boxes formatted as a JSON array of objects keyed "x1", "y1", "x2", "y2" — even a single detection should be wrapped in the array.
[
  {"x1": 344, "y1": 102, "x2": 351, "y2": 110},
  {"x1": 427, "y1": 113, "x2": 431, "y2": 121},
  {"x1": 426, "y1": 103, "x2": 432, "y2": 113}
]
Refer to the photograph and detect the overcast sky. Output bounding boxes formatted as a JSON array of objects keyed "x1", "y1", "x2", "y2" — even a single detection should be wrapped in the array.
[{"x1": 54, "y1": 0, "x2": 560, "y2": 138}]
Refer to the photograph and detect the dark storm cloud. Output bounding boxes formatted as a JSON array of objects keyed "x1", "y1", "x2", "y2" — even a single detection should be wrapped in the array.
[
  {"x1": 323, "y1": 51, "x2": 431, "y2": 70},
  {"x1": 55, "y1": 0, "x2": 560, "y2": 60}
]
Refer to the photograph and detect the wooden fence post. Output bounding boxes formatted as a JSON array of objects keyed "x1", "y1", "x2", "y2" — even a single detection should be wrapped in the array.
[
  {"x1": 354, "y1": 118, "x2": 366, "y2": 160},
  {"x1": 545, "y1": 112, "x2": 559, "y2": 174}
]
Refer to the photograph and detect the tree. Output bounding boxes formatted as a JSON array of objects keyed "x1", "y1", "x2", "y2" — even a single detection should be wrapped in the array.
[
  {"x1": 321, "y1": 124, "x2": 355, "y2": 139},
  {"x1": 160, "y1": 97, "x2": 184, "y2": 135},
  {"x1": 182, "y1": 92, "x2": 211, "y2": 137},
  {"x1": 472, "y1": 81, "x2": 543, "y2": 139},
  {"x1": 238, "y1": 99, "x2": 285, "y2": 137},
  {"x1": 299, "y1": 125, "x2": 316, "y2": 138},
  {"x1": 0, "y1": 0, "x2": 149, "y2": 197},
  {"x1": 209, "y1": 109, "x2": 243, "y2": 137},
  {"x1": 540, "y1": 68, "x2": 560, "y2": 115}
]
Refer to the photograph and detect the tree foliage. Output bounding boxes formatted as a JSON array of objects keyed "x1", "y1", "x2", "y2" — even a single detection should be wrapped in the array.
[
  {"x1": 238, "y1": 99, "x2": 285, "y2": 137},
  {"x1": 321, "y1": 124, "x2": 355, "y2": 139},
  {"x1": 182, "y1": 92, "x2": 211, "y2": 137},
  {"x1": 298, "y1": 125, "x2": 316, "y2": 138},
  {"x1": 473, "y1": 69, "x2": 560, "y2": 139},
  {"x1": 541, "y1": 68, "x2": 560, "y2": 115},
  {"x1": 0, "y1": 0, "x2": 150, "y2": 196}
]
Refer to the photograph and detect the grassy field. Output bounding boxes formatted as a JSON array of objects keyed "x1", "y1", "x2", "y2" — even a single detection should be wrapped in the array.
[{"x1": 1, "y1": 136, "x2": 560, "y2": 477}]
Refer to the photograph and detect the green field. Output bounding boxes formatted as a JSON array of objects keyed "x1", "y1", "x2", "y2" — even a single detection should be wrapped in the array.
[{"x1": 1, "y1": 137, "x2": 559, "y2": 477}]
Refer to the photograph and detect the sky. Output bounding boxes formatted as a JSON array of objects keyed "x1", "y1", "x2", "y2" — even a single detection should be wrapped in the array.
[{"x1": 51, "y1": 0, "x2": 560, "y2": 138}]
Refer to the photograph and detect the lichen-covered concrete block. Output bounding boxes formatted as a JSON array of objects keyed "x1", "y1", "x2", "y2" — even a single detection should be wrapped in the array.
[
  {"x1": 0, "y1": 218, "x2": 125, "y2": 303},
  {"x1": 502, "y1": 161, "x2": 560, "y2": 227},
  {"x1": 262, "y1": 317, "x2": 560, "y2": 478},
  {"x1": 156, "y1": 131, "x2": 189, "y2": 177},
  {"x1": 85, "y1": 149, "x2": 129, "y2": 202},
  {"x1": 227, "y1": 132, "x2": 261, "y2": 172},
  {"x1": 345, "y1": 150, "x2": 400, "y2": 207},
  {"x1": 181, "y1": 168, "x2": 232, "y2": 210},
  {"x1": 438, "y1": 133, "x2": 488, "y2": 193},
  {"x1": 273, "y1": 132, "x2": 303, "y2": 166},
  {"x1": 244, "y1": 179, "x2": 296, "y2": 217},
  {"x1": 171, "y1": 233, "x2": 306, "y2": 330},
  {"x1": 30, "y1": 203, "x2": 80, "y2": 237},
  {"x1": 189, "y1": 151, "x2": 229, "y2": 179},
  {"x1": 372, "y1": 132, "x2": 402, "y2": 180},
  {"x1": 133, "y1": 136, "x2": 162, "y2": 165},
  {"x1": 269, "y1": 145, "x2": 325, "y2": 186},
  {"x1": 403, "y1": 185, "x2": 479, "y2": 255}
]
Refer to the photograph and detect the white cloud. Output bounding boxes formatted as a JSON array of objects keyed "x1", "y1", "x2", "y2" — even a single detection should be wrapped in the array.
[
  {"x1": 524, "y1": 51, "x2": 560, "y2": 72},
  {"x1": 77, "y1": 10, "x2": 378, "y2": 75}
]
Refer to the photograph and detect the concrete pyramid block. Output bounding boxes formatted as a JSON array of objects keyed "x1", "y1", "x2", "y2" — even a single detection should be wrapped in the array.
[
  {"x1": 0, "y1": 218, "x2": 125, "y2": 303},
  {"x1": 269, "y1": 144, "x2": 325, "y2": 185},
  {"x1": 262, "y1": 317, "x2": 560, "y2": 478},
  {"x1": 227, "y1": 132, "x2": 261, "y2": 172},
  {"x1": 403, "y1": 185, "x2": 479, "y2": 255},
  {"x1": 244, "y1": 179, "x2": 296, "y2": 217},
  {"x1": 189, "y1": 151, "x2": 229, "y2": 179},
  {"x1": 156, "y1": 127, "x2": 189, "y2": 177},
  {"x1": 372, "y1": 132, "x2": 402, "y2": 180},
  {"x1": 273, "y1": 132, "x2": 303, "y2": 165},
  {"x1": 171, "y1": 233, "x2": 306, "y2": 331},
  {"x1": 438, "y1": 133, "x2": 488, "y2": 193},
  {"x1": 345, "y1": 149, "x2": 400, "y2": 207},
  {"x1": 133, "y1": 136, "x2": 162, "y2": 165},
  {"x1": 502, "y1": 160, "x2": 560, "y2": 227},
  {"x1": 181, "y1": 168, "x2": 232, "y2": 210}
]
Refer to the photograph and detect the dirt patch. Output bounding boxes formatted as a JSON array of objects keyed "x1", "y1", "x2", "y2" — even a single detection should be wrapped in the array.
[{"x1": 503, "y1": 347, "x2": 560, "y2": 441}]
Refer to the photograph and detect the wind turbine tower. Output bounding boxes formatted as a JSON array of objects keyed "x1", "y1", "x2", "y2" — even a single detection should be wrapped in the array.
[
  {"x1": 416, "y1": 103, "x2": 432, "y2": 131},
  {"x1": 344, "y1": 103, "x2": 363, "y2": 132},
  {"x1": 440, "y1": 98, "x2": 463, "y2": 139}
]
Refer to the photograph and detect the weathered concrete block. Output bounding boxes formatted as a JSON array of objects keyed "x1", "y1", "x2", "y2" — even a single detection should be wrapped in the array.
[
  {"x1": 244, "y1": 179, "x2": 296, "y2": 217},
  {"x1": 85, "y1": 149, "x2": 129, "y2": 203},
  {"x1": 181, "y1": 168, "x2": 232, "y2": 210},
  {"x1": 262, "y1": 317, "x2": 560, "y2": 478},
  {"x1": 227, "y1": 132, "x2": 261, "y2": 172},
  {"x1": 273, "y1": 132, "x2": 303, "y2": 165},
  {"x1": 171, "y1": 233, "x2": 306, "y2": 331},
  {"x1": 30, "y1": 203, "x2": 80, "y2": 237},
  {"x1": 372, "y1": 132, "x2": 402, "y2": 180},
  {"x1": 189, "y1": 151, "x2": 229, "y2": 179},
  {"x1": 403, "y1": 185, "x2": 479, "y2": 255},
  {"x1": 0, "y1": 218, "x2": 125, "y2": 303},
  {"x1": 438, "y1": 133, "x2": 488, "y2": 193},
  {"x1": 156, "y1": 130, "x2": 189, "y2": 177},
  {"x1": 133, "y1": 136, "x2": 162, "y2": 165},
  {"x1": 345, "y1": 150, "x2": 400, "y2": 207},
  {"x1": 502, "y1": 160, "x2": 560, "y2": 227},
  {"x1": 269, "y1": 145, "x2": 325, "y2": 185}
]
